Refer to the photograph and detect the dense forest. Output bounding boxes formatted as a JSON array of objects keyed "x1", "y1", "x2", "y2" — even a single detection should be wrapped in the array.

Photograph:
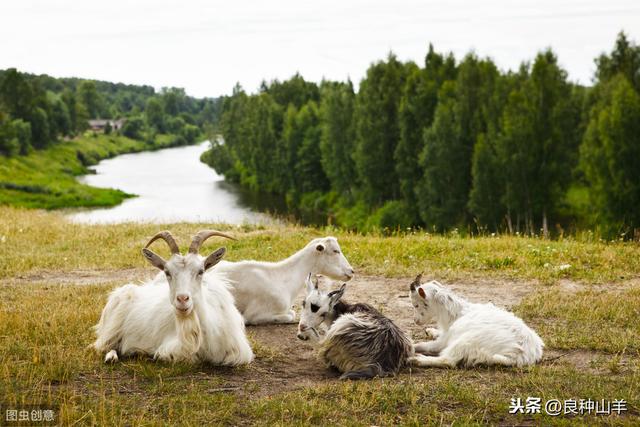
[
  {"x1": 0, "y1": 68, "x2": 222, "y2": 156},
  {"x1": 203, "y1": 32, "x2": 640, "y2": 237}
]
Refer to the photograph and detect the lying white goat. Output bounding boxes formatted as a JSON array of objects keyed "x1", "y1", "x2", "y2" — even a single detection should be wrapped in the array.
[
  {"x1": 213, "y1": 236, "x2": 355, "y2": 325},
  {"x1": 409, "y1": 274, "x2": 544, "y2": 368},
  {"x1": 92, "y1": 230, "x2": 254, "y2": 365}
]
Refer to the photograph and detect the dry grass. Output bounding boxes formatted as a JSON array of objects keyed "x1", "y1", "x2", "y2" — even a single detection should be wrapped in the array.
[
  {"x1": 1, "y1": 206, "x2": 639, "y2": 284},
  {"x1": 1, "y1": 281, "x2": 638, "y2": 425},
  {"x1": 516, "y1": 287, "x2": 640, "y2": 353},
  {"x1": 1, "y1": 207, "x2": 639, "y2": 425}
]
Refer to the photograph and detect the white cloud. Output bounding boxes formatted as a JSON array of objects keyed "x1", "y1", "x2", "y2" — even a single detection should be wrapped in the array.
[{"x1": 1, "y1": 0, "x2": 638, "y2": 97}]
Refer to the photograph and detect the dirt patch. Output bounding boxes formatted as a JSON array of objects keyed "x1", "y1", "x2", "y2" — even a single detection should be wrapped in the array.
[
  {"x1": 300, "y1": 274, "x2": 539, "y2": 339},
  {"x1": 6, "y1": 268, "x2": 153, "y2": 286},
  {"x1": 541, "y1": 349, "x2": 634, "y2": 375},
  {"x1": 182, "y1": 275, "x2": 550, "y2": 398},
  {"x1": 557, "y1": 278, "x2": 640, "y2": 293}
]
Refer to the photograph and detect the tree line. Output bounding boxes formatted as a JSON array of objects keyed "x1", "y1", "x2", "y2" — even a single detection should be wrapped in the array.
[
  {"x1": 0, "y1": 69, "x2": 222, "y2": 156},
  {"x1": 203, "y1": 32, "x2": 640, "y2": 237}
]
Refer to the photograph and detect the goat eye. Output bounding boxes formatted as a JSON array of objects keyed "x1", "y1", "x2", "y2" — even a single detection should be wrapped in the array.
[
  {"x1": 310, "y1": 303, "x2": 319, "y2": 313},
  {"x1": 198, "y1": 270, "x2": 204, "y2": 276},
  {"x1": 333, "y1": 250, "x2": 340, "y2": 254}
]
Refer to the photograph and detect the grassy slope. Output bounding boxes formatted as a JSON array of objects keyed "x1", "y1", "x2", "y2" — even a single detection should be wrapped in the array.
[
  {"x1": 1, "y1": 207, "x2": 639, "y2": 283},
  {"x1": 0, "y1": 208, "x2": 639, "y2": 425},
  {"x1": 0, "y1": 133, "x2": 187, "y2": 209}
]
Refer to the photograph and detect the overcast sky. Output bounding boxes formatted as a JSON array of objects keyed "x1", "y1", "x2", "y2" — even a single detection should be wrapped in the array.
[{"x1": 1, "y1": 0, "x2": 638, "y2": 98}]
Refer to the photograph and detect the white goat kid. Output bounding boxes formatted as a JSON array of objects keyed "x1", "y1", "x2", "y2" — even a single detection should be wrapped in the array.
[
  {"x1": 214, "y1": 236, "x2": 354, "y2": 325},
  {"x1": 409, "y1": 274, "x2": 544, "y2": 368},
  {"x1": 92, "y1": 230, "x2": 254, "y2": 365}
]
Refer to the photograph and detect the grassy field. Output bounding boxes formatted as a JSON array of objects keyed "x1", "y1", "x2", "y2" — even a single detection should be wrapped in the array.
[
  {"x1": 1, "y1": 207, "x2": 639, "y2": 425},
  {"x1": 0, "y1": 133, "x2": 193, "y2": 209}
]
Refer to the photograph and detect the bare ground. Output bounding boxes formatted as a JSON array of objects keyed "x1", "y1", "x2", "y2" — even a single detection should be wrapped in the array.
[{"x1": 8, "y1": 269, "x2": 636, "y2": 398}]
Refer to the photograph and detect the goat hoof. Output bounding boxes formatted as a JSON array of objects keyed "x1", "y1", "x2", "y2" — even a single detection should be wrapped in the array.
[{"x1": 104, "y1": 350, "x2": 119, "y2": 363}]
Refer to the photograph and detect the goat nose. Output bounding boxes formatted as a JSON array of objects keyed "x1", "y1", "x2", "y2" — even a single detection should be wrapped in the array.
[
  {"x1": 299, "y1": 324, "x2": 308, "y2": 332},
  {"x1": 177, "y1": 294, "x2": 190, "y2": 303}
]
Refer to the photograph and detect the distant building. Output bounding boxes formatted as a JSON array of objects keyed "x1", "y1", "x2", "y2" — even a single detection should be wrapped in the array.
[{"x1": 88, "y1": 119, "x2": 126, "y2": 132}]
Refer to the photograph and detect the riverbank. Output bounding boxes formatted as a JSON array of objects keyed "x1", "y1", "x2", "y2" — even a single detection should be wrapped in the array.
[
  {"x1": 0, "y1": 132, "x2": 200, "y2": 209},
  {"x1": 0, "y1": 207, "x2": 638, "y2": 425}
]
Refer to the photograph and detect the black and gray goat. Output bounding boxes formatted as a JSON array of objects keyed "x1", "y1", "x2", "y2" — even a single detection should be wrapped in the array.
[{"x1": 297, "y1": 275, "x2": 413, "y2": 380}]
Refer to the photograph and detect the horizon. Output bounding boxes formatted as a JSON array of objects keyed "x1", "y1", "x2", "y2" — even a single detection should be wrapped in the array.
[{"x1": 1, "y1": 0, "x2": 639, "y2": 98}]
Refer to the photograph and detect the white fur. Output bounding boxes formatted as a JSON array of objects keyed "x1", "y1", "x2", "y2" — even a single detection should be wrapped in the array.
[
  {"x1": 409, "y1": 280, "x2": 544, "y2": 368},
  {"x1": 212, "y1": 237, "x2": 354, "y2": 325},
  {"x1": 93, "y1": 259, "x2": 253, "y2": 365}
]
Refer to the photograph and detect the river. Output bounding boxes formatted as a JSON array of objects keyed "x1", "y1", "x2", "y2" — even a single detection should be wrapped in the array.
[{"x1": 69, "y1": 142, "x2": 279, "y2": 224}]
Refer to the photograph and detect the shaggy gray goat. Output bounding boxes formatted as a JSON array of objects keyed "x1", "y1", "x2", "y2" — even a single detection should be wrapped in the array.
[{"x1": 297, "y1": 275, "x2": 413, "y2": 380}]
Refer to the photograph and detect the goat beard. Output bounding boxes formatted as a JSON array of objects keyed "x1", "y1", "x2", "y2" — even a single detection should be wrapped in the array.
[{"x1": 175, "y1": 310, "x2": 203, "y2": 359}]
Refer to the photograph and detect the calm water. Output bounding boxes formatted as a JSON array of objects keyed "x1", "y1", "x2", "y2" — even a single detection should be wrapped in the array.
[{"x1": 69, "y1": 142, "x2": 276, "y2": 224}]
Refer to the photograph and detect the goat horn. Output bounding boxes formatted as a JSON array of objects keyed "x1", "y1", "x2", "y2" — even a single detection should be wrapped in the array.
[
  {"x1": 144, "y1": 230, "x2": 180, "y2": 255},
  {"x1": 189, "y1": 230, "x2": 236, "y2": 254}
]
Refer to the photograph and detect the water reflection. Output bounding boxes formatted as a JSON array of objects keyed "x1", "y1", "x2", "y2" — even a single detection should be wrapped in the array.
[{"x1": 69, "y1": 142, "x2": 276, "y2": 225}]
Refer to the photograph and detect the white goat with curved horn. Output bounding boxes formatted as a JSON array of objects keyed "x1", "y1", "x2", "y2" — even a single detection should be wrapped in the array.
[{"x1": 92, "y1": 230, "x2": 254, "y2": 365}]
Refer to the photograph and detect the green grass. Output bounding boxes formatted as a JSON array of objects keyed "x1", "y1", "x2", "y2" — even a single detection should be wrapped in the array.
[
  {"x1": 1, "y1": 209, "x2": 639, "y2": 425},
  {"x1": 516, "y1": 287, "x2": 640, "y2": 353},
  {"x1": 1, "y1": 207, "x2": 639, "y2": 283},
  {"x1": 0, "y1": 132, "x2": 192, "y2": 209}
]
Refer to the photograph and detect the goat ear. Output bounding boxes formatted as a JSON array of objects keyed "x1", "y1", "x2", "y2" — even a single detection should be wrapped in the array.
[
  {"x1": 417, "y1": 287, "x2": 426, "y2": 299},
  {"x1": 410, "y1": 273, "x2": 423, "y2": 291},
  {"x1": 142, "y1": 248, "x2": 166, "y2": 270},
  {"x1": 204, "y1": 247, "x2": 226, "y2": 271},
  {"x1": 328, "y1": 283, "x2": 346, "y2": 306},
  {"x1": 315, "y1": 243, "x2": 325, "y2": 252}
]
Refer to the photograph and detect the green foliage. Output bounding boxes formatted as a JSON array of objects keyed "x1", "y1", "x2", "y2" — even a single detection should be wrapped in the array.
[
  {"x1": 580, "y1": 75, "x2": 640, "y2": 234},
  {"x1": 261, "y1": 72, "x2": 320, "y2": 108},
  {"x1": 202, "y1": 33, "x2": 640, "y2": 236},
  {"x1": 145, "y1": 97, "x2": 165, "y2": 132},
  {"x1": 396, "y1": 45, "x2": 455, "y2": 211},
  {"x1": 494, "y1": 51, "x2": 580, "y2": 235},
  {"x1": 353, "y1": 54, "x2": 410, "y2": 205},
  {"x1": 121, "y1": 116, "x2": 144, "y2": 139},
  {"x1": 319, "y1": 81, "x2": 357, "y2": 197},
  {"x1": 289, "y1": 101, "x2": 329, "y2": 196},
  {"x1": 0, "y1": 133, "x2": 193, "y2": 209},
  {"x1": 103, "y1": 120, "x2": 112, "y2": 135},
  {"x1": 595, "y1": 31, "x2": 640, "y2": 91},
  {"x1": 0, "y1": 68, "x2": 220, "y2": 160},
  {"x1": 78, "y1": 81, "x2": 104, "y2": 118},
  {"x1": 0, "y1": 115, "x2": 31, "y2": 156},
  {"x1": 468, "y1": 133, "x2": 504, "y2": 230},
  {"x1": 417, "y1": 55, "x2": 500, "y2": 231},
  {"x1": 416, "y1": 81, "x2": 460, "y2": 229},
  {"x1": 366, "y1": 200, "x2": 415, "y2": 232}
]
